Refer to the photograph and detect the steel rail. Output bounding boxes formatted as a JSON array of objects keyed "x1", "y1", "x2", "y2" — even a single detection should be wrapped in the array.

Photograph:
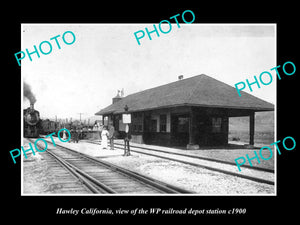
[
  {"x1": 28, "y1": 138, "x2": 115, "y2": 194},
  {"x1": 87, "y1": 140, "x2": 274, "y2": 185},
  {"x1": 73, "y1": 149, "x2": 192, "y2": 194},
  {"x1": 46, "y1": 150, "x2": 117, "y2": 194},
  {"x1": 103, "y1": 140, "x2": 274, "y2": 173},
  {"x1": 44, "y1": 140, "x2": 194, "y2": 194},
  {"x1": 113, "y1": 144, "x2": 275, "y2": 185}
]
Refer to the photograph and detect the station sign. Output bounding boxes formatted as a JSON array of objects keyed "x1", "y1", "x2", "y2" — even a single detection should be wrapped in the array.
[{"x1": 122, "y1": 114, "x2": 131, "y2": 124}]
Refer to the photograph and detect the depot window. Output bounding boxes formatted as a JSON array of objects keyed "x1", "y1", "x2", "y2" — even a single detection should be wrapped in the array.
[
  {"x1": 160, "y1": 114, "x2": 167, "y2": 132},
  {"x1": 212, "y1": 117, "x2": 222, "y2": 133},
  {"x1": 132, "y1": 113, "x2": 143, "y2": 132}
]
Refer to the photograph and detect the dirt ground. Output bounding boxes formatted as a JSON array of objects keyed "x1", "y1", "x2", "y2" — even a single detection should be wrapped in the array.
[
  {"x1": 22, "y1": 152, "x2": 49, "y2": 194},
  {"x1": 100, "y1": 152, "x2": 274, "y2": 194}
]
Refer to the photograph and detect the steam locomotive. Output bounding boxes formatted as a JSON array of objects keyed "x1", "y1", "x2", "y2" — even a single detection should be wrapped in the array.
[{"x1": 23, "y1": 103, "x2": 40, "y2": 138}]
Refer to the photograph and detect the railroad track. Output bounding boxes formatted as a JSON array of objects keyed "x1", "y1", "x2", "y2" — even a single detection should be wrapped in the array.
[
  {"x1": 29, "y1": 139, "x2": 193, "y2": 194},
  {"x1": 85, "y1": 140, "x2": 275, "y2": 185},
  {"x1": 23, "y1": 138, "x2": 92, "y2": 194}
]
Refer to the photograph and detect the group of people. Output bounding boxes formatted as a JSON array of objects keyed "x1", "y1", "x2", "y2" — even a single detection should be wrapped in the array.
[
  {"x1": 100, "y1": 123, "x2": 131, "y2": 156},
  {"x1": 69, "y1": 129, "x2": 83, "y2": 143}
]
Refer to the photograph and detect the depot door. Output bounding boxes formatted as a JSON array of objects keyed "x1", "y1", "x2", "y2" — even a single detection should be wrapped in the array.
[{"x1": 171, "y1": 114, "x2": 189, "y2": 146}]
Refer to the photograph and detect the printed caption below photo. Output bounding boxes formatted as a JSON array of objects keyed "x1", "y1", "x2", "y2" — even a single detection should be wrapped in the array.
[{"x1": 56, "y1": 207, "x2": 247, "y2": 216}]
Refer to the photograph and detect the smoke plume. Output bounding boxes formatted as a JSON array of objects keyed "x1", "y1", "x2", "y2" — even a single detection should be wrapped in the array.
[{"x1": 24, "y1": 81, "x2": 36, "y2": 104}]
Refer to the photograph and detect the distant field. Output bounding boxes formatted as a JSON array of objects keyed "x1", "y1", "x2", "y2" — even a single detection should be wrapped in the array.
[
  {"x1": 229, "y1": 131, "x2": 274, "y2": 146},
  {"x1": 229, "y1": 111, "x2": 275, "y2": 146}
]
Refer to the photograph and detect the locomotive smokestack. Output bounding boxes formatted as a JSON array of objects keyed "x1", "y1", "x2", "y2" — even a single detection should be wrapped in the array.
[{"x1": 30, "y1": 103, "x2": 34, "y2": 110}]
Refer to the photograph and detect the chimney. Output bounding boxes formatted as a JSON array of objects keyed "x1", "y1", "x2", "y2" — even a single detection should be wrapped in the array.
[
  {"x1": 112, "y1": 90, "x2": 122, "y2": 104},
  {"x1": 30, "y1": 103, "x2": 34, "y2": 110},
  {"x1": 178, "y1": 75, "x2": 184, "y2": 80}
]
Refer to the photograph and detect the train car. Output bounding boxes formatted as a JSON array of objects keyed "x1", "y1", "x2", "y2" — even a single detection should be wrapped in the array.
[
  {"x1": 24, "y1": 103, "x2": 40, "y2": 138},
  {"x1": 40, "y1": 119, "x2": 61, "y2": 134}
]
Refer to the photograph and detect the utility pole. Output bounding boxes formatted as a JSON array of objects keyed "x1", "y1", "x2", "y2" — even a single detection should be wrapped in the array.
[{"x1": 78, "y1": 113, "x2": 84, "y2": 122}]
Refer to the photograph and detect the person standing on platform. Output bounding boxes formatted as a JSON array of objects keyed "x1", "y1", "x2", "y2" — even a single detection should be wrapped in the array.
[
  {"x1": 101, "y1": 126, "x2": 109, "y2": 150},
  {"x1": 108, "y1": 122, "x2": 115, "y2": 150},
  {"x1": 69, "y1": 129, "x2": 74, "y2": 143},
  {"x1": 62, "y1": 128, "x2": 67, "y2": 140},
  {"x1": 74, "y1": 129, "x2": 79, "y2": 143},
  {"x1": 123, "y1": 124, "x2": 131, "y2": 156}
]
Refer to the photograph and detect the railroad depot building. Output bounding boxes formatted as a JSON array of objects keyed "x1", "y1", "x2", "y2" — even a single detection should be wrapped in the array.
[{"x1": 95, "y1": 74, "x2": 274, "y2": 149}]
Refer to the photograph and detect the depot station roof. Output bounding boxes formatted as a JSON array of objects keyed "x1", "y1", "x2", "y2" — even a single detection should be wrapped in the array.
[{"x1": 95, "y1": 74, "x2": 274, "y2": 115}]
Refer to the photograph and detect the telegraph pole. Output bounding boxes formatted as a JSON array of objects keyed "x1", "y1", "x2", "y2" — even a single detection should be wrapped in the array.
[{"x1": 78, "y1": 113, "x2": 84, "y2": 122}]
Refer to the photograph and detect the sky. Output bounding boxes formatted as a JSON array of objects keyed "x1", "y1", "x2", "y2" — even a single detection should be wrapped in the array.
[{"x1": 22, "y1": 24, "x2": 276, "y2": 121}]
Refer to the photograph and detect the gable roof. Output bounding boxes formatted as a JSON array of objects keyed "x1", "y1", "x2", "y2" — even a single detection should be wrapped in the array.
[{"x1": 95, "y1": 74, "x2": 274, "y2": 115}]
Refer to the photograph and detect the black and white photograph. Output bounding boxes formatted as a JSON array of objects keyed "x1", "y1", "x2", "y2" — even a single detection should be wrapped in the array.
[
  {"x1": 21, "y1": 24, "x2": 276, "y2": 195},
  {"x1": 4, "y1": 5, "x2": 298, "y2": 220}
]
